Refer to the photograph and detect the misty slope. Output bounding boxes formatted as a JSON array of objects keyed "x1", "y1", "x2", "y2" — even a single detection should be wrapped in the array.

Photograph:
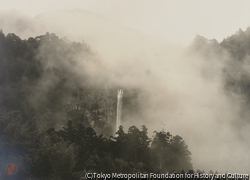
[
  {"x1": 1, "y1": 8, "x2": 250, "y2": 174},
  {"x1": 190, "y1": 27, "x2": 250, "y2": 118},
  {"x1": 0, "y1": 31, "x2": 143, "y2": 135},
  {"x1": 0, "y1": 31, "x2": 192, "y2": 179},
  {"x1": 0, "y1": 9, "x2": 184, "y2": 132}
]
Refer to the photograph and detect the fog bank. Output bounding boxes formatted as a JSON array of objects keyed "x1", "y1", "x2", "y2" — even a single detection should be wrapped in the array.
[{"x1": 0, "y1": 9, "x2": 250, "y2": 173}]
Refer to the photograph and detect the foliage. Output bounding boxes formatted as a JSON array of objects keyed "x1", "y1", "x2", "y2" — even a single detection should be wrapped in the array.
[{"x1": 0, "y1": 31, "x2": 194, "y2": 179}]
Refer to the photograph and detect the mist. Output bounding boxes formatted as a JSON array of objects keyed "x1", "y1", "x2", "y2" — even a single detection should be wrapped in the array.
[{"x1": 1, "y1": 9, "x2": 250, "y2": 174}]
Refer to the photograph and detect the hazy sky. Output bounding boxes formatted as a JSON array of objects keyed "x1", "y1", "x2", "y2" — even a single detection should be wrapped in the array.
[{"x1": 2, "y1": 0, "x2": 250, "y2": 45}]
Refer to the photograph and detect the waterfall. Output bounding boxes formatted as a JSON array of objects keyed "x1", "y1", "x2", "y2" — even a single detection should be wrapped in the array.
[{"x1": 116, "y1": 89, "x2": 123, "y2": 134}]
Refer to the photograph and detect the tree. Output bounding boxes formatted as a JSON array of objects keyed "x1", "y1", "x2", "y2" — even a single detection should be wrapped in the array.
[
  {"x1": 151, "y1": 130, "x2": 172, "y2": 172},
  {"x1": 169, "y1": 135, "x2": 192, "y2": 172}
]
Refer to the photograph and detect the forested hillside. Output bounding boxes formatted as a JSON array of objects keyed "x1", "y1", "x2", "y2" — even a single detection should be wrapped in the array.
[
  {"x1": 1, "y1": 27, "x2": 250, "y2": 179},
  {"x1": 0, "y1": 31, "x2": 193, "y2": 179},
  {"x1": 190, "y1": 27, "x2": 250, "y2": 104}
]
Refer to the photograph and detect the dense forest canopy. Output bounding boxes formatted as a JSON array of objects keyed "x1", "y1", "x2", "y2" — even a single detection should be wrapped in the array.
[
  {"x1": 0, "y1": 31, "x2": 193, "y2": 179},
  {"x1": 1, "y1": 26, "x2": 250, "y2": 179}
]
